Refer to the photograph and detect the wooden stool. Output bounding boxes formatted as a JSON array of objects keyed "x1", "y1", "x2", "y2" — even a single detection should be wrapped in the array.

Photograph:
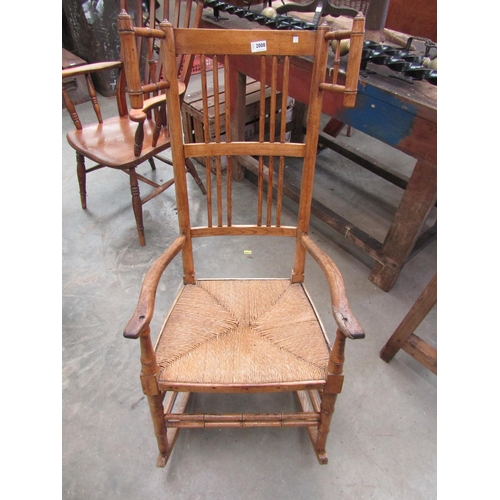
[{"x1": 380, "y1": 273, "x2": 437, "y2": 374}]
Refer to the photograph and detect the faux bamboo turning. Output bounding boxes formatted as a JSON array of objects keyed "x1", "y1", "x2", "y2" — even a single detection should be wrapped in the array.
[
  {"x1": 164, "y1": 412, "x2": 320, "y2": 428},
  {"x1": 124, "y1": 11, "x2": 365, "y2": 468}
]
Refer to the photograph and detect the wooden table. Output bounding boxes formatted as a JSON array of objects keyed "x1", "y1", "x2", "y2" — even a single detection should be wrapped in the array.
[
  {"x1": 380, "y1": 273, "x2": 437, "y2": 374},
  {"x1": 200, "y1": 8, "x2": 437, "y2": 292}
]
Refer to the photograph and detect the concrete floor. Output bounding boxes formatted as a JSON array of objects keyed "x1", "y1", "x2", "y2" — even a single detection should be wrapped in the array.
[{"x1": 62, "y1": 86, "x2": 437, "y2": 499}]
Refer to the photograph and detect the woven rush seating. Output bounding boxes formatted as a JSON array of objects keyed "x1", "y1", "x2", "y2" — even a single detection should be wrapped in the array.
[{"x1": 156, "y1": 280, "x2": 330, "y2": 388}]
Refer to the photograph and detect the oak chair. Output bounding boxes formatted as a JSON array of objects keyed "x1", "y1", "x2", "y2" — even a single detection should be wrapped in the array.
[
  {"x1": 62, "y1": 0, "x2": 206, "y2": 246},
  {"x1": 124, "y1": 14, "x2": 365, "y2": 466}
]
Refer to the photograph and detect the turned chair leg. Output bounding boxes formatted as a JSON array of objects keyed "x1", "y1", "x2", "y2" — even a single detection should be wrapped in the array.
[
  {"x1": 315, "y1": 329, "x2": 346, "y2": 463},
  {"x1": 146, "y1": 393, "x2": 170, "y2": 467},
  {"x1": 139, "y1": 328, "x2": 171, "y2": 466},
  {"x1": 128, "y1": 168, "x2": 146, "y2": 246},
  {"x1": 315, "y1": 392, "x2": 338, "y2": 464},
  {"x1": 185, "y1": 158, "x2": 207, "y2": 195},
  {"x1": 148, "y1": 158, "x2": 157, "y2": 171},
  {"x1": 76, "y1": 153, "x2": 87, "y2": 209}
]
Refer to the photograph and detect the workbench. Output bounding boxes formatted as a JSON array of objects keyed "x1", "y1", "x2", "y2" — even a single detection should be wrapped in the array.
[{"x1": 199, "y1": 6, "x2": 437, "y2": 292}]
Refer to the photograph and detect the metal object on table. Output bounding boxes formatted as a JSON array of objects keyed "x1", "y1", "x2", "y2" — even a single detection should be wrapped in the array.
[
  {"x1": 204, "y1": 0, "x2": 317, "y2": 29},
  {"x1": 378, "y1": 45, "x2": 402, "y2": 56},
  {"x1": 276, "y1": 0, "x2": 360, "y2": 26},
  {"x1": 404, "y1": 36, "x2": 437, "y2": 57},
  {"x1": 206, "y1": 0, "x2": 230, "y2": 21},
  {"x1": 425, "y1": 71, "x2": 437, "y2": 86},
  {"x1": 399, "y1": 53, "x2": 425, "y2": 64},
  {"x1": 385, "y1": 58, "x2": 412, "y2": 72},
  {"x1": 359, "y1": 39, "x2": 437, "y2": 85}
]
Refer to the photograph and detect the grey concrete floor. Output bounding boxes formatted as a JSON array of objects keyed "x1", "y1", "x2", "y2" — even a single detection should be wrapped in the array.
[{"x1": 62, "y1": 88, "x2": 437, "y2": 499}]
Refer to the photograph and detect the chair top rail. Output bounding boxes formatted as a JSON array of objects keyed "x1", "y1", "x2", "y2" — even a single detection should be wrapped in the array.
[{"x1": 170, "y1": 27, "x2": 321, "y2": 56}]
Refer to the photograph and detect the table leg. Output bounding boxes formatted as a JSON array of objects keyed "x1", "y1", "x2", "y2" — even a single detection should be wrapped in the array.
[
  {"x1": 290, "y1": 101, "x2": 307, "y2": 143},
  {"x1": 369, "y1": 158, "x2": 437, "y2": 291},
  {"x1": 379, "y1": 273, "x2": 437, "y2": 374}
]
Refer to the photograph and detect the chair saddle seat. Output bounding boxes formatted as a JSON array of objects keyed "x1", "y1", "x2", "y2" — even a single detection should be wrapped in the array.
[
  {"x1": 156, "y1": 279, "x2": 331, "y2": 390},
  {"x1": 66, "y1": 115, "x2": 171, "y2": 169}
]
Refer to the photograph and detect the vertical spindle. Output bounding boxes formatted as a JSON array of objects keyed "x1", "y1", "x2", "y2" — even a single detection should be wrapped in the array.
[
  {"x1": 343, "y1": 13, "x2": 364, "y2": 107},
  {"x1": 85, "y1": 73, "x2": 103, "y2": 124},
  {"x1": 276, "y1": 56, "x2": 290, "y2": 227},
  {"x1": 224, "y1": 55, "x2": 233, "y2": 226},
  {"x1": 201, "y1": 55, "x2": 213, "y2": 227},
  {"x1": 257, "y1": 55, "x2": 266, "y2": 226},
  {"x1": 212, "y1": 55, "x2": 223, "y2": 227},
  {"x1": 266, "y1": 56, "x2": 278, "y2": 227}
]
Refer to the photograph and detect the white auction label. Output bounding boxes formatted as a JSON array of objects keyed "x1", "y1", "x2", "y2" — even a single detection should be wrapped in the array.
[{"x1": 251, "y1": 40, "x2": 267, "y2": 53}]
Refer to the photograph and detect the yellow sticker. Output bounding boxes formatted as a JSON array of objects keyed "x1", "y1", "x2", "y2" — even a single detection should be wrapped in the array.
[{"x1": 244, "y1": 250, "x2": 252, "y2": 255}]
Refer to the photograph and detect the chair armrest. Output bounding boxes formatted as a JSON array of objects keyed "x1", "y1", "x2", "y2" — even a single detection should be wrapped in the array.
[
  {"x1": 301, "y1": 233, "x2": 364, "y2": 340},
  {"x1": 128, "y1": 81, "x2": 186, "y2": 123},
  {"x1": 128, "y1": 94, "x2": 167, "y2": 123},
  {"x1": 124, "y1": 235, "x2": 186, "y2": 339},
  {"x1": 62, "y1": 60, "x2": 122, "y2": 79}
]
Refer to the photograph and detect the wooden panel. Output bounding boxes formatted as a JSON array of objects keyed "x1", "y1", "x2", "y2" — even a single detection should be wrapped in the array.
[
  {"x1": 173, "y1": 28, "x2": 318, "y2": 56},
  {"x1": 385, "y1": 0, "x2": 437, "y2": 42}
]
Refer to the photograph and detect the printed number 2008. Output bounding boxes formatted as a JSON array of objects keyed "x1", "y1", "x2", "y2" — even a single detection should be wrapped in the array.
[{"x1": 251, "y1": 40, "x2": 267, "y2": 53}]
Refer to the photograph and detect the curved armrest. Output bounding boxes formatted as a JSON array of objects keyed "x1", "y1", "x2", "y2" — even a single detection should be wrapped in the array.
[
  {"x1": 129, "y1": 94, "x2": 167, "y2": 123},
  {"x1": 62, "y1": 60, "x2": 122, "y2": 79},
  {"x1": 124, "y1": 235, "x2": 186, "y2": 339},
  {"x1": 128, "y1": 81, "x2": 186, "y2": 123},
  {"x1": 301, "y1": 233, "x2": 364, "y2": 340}
]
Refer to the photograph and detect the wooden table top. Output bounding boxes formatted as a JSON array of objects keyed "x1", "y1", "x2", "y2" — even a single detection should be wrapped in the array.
[{"x1": 200, "y1": 5, "x2": 437, "y2": 123}]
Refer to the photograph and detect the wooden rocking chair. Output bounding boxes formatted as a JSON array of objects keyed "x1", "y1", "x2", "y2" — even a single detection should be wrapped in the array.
[
  {"x1": 62, "y1": 0, "x2": 206, "y2": 246},
  {"x1": 123, "y1": 14, "x2": 365, "y2": 466}
]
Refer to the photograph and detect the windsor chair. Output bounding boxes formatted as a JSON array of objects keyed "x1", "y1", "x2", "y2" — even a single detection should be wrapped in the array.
[
  {"x1": 123, "y1": 13, "x2": 365, "y2": 466},
  {"x1": 63, "y1": 0, "x2": 206, "y2": 246}
]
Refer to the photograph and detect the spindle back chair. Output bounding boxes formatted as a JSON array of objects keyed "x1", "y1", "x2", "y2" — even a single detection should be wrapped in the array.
[
  {"x1": 124, "y1": 14, "x2": 365, "y2": 467},
  {"x1": 63, "y1": 0, "x2": 206, "y2": 246}
]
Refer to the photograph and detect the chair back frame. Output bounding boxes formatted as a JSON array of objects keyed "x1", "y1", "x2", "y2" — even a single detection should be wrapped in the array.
[
  {"x1": 118, "y1": 0, "x2": 203, "y2": 157},
  {"x1": 160, "y1": 19, "x2": 364, "y2": 284}
]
